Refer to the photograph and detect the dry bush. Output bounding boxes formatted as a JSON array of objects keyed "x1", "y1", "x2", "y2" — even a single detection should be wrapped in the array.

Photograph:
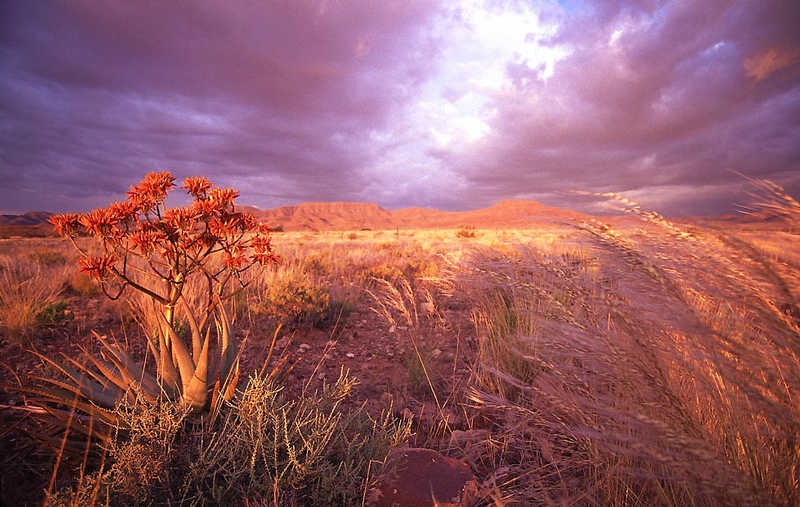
[
  {"x1": 67, "y1": 270, "x2": 101, "y2": 297},
  {"x1": 48, "y1": 370, "x2": 411, "y2": 506},
  {"x1": 251, "y1": 265, "x2": 350, "y2": 329}
]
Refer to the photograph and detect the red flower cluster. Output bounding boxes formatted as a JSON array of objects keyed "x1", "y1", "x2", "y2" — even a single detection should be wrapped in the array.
[
  {"x1": 126, "y1": 172, "x2": 176, "y2": 212},
  {"x1": 50, "y1": 171, "x2": 278, "y2": 291},
  {"x1": 182, "y1": 176, "x2": 212, "y2": 198},
  {"x1": 79, "y1": 255, "x2": 117, "y2": 280},
  {"x1": 49, "y1": 213, "x2": 81, "y2": 236}
]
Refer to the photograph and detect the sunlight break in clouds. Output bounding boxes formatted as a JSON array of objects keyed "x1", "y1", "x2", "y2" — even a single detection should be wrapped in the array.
[
  {"x1": 419, "y1": 1, "x2": 568, "y2": 148},
  {"x1": 361, "y1": 0, "x2": 571, "y2": 208}
]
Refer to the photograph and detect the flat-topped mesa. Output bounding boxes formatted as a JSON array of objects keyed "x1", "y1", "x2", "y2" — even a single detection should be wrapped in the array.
[{"x1": 245, "y1": 201, "x2": 396, "y2": 231}]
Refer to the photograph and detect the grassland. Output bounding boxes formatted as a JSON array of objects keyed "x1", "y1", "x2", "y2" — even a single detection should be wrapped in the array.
[{"x1": 1, "y1": 215, "x2": 799, "y2": 505}]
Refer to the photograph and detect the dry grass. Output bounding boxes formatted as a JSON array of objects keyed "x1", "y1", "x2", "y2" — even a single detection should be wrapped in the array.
[
  {"x1": 429, "y1": 204, "x2": 800, "y2": 504},
  {"x1": 0, "y1": 254, "x2": 68, "y2": 343}
]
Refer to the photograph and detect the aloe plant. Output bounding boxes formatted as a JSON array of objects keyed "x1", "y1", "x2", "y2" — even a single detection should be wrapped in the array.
[{"x1": 11, "y1": 172, "x2": 278, "y2": 446}]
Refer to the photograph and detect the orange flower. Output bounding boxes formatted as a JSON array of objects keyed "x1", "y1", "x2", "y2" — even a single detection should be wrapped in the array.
[
  {"x1": 208, "y1": 188, "x2": 239, "y2": 208},
  {"x1": 49, "y1": 213, "x2": 81, "y2": 236},
  {"x1": 209, "y1": 217, "x2": 231, "y2": 237},
  {"x1": 80, "y1": 208, "x2": 115, "y2": 236},
  {"x1": 79, "y1": 255, "x2": 117, "y2": 280},
  {"x1": 126, "y1": 172, "x2": 175, "y2": 211},
  {"x1": 128, "y1": 229, "x2": 162, "y2": 256},
  {"x1": 107, "y1": 201, "x2": 139, "y2": 224},
  {"x1": 250, "y1": 235, "x2": 273, "y2": 253},
  {"x1": 223, "y1": 251, "x2": 247, "y2": 270},
  {"x1": 192, "y1": 198, "x2": 222, "y2": 217},
  {"x1": 163, "y1": 206, "x2": 199, "y2": 233},
  {"x1": 251, "y1": 251, "x2": 280, "y2": 266},
  {"x1": 182, "y1": 176, "x2": 212, "y2": 198}
]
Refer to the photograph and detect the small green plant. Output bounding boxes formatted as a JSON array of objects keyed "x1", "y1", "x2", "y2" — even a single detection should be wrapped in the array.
[
  {"x1": 34, "y1": 300, "x2": 73, "y2": 328},
  {"x1": 401, "y1": 346, "x2": 441, "y2": 399}
]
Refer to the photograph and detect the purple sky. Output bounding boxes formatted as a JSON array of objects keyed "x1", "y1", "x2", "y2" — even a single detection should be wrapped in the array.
[{"x1": 1, "y1": 1, "x2": 798, "y2": 216}]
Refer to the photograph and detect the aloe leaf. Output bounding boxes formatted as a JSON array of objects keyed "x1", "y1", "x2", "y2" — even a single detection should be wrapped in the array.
[
  {"x1": 215, "y1": 300, "x2": 237, "y2": 386},
  {"x1": 159, "y1": 309, "x2": 198, "y2": 398},
  {"x1": 31, "y1": 375, "x2": 120, "y2": 410},
  {"x1": 183, "y1": 325, "x2": 211, "y2": 408},
  {"x1": 92, "y1": 333, "x2": 159, "y2": 398},
  {"x1": 29, "y1": 350, "x2": 86, "y2": 389},
  {"x1": 156, "y1": 325, "x2": 180, "y2": 394},
  {"x1": 64, "y1": 348, "x2": 111, "y2": 390},
  {"x1": 180, "y1": 294, "x2": 203, "y2": 362},
  {"x1": 14, "y1": 384, "x2": 118, "y2": 421},
  {"x1": 39, "y1": 406, "x2": 112, "y2": 442}
]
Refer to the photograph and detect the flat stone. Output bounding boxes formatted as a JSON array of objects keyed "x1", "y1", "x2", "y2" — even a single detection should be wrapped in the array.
[{"x1": 375, "y1": 448, "x2": 477, "y2": 506}]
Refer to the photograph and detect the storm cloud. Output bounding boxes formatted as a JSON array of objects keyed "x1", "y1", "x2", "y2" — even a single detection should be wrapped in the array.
[{"x1": 0, "y1": 0, "x2": 798, "y2": 215}]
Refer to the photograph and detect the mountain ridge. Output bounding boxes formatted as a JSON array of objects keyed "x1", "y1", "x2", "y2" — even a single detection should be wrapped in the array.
[{"x1": 0, "y1": 201, "x2": 783, "y2": 236}]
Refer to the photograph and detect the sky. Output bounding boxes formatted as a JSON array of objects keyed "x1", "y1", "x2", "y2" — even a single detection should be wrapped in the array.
[{"x1": 1, "y1": 0, "x2": 798, "y2": 216}]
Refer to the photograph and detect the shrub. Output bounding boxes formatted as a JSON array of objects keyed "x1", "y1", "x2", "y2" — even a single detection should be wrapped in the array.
[
  {"x1": 14, "y1": 172, "x2": 278, "y2": 449},
  {"x1": 256, "y1": 275, "x2": 348, "y2": 328},
  {"x1": 456, "y1": 224, "x2": 476, "y2": 238},
  {"x1": 67, "y1": 270, "x2": 101, "y2": 297},
  {"x1": 48, "y1": 370, "x2": 411, "y2": 506}
]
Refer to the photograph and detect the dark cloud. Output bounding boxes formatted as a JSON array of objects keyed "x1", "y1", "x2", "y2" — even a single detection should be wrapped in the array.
[
  {"x1": 0, "y1": 1, "x2": 440, "y2": 211},
  {"x1": 0, "y1": 0, "x2": 798, "y2": 216}
]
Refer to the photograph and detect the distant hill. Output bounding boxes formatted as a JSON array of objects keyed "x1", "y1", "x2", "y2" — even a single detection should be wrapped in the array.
[
  {"x1": 3, "y1": 202, "x2": 790, "y2": 238},
  {"x1": 242, "y1": 199, "x2": 590, "y2": 231},
  {"x1": 0, "y1": 211, "x2": 53, "y2": 227},
  {"x1": 242, "y1": 202, "x2": 397, "y2": 231},
  {"x1": 0, "y1": 211, "x2": 56, "y2": 237}
]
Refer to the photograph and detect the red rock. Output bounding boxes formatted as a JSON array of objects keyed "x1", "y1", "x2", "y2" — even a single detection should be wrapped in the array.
[{"x1": 374, "y1": 448, "x2": 477, "y2": 507}]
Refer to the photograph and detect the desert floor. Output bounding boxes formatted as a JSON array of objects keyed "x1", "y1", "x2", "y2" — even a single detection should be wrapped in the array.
[{"x1": 1, "y1": 218, "x2": 799, "y2": 505}]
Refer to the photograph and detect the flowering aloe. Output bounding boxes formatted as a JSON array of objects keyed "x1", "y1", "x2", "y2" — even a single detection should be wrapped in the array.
[{"x1": 22, "y1": 172, "x2": 277, "y2": 442}]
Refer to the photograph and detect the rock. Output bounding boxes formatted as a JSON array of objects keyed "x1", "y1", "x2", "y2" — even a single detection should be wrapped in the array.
[
  {"x1": 431, "y1": 348, "x2": 443, "y2": 359},
  {"x1": 375, "y1": 448, "x2": 478, "y2": 507},
  {"x1": 346, "y1": 352, "x2": 355, "y2": 359},
  {"x1": 389, "y1": 325, "x2": 396, "y2": 333},
  {"x1": 299, "y1": 343, "x2": 312, "y2": 351}
]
